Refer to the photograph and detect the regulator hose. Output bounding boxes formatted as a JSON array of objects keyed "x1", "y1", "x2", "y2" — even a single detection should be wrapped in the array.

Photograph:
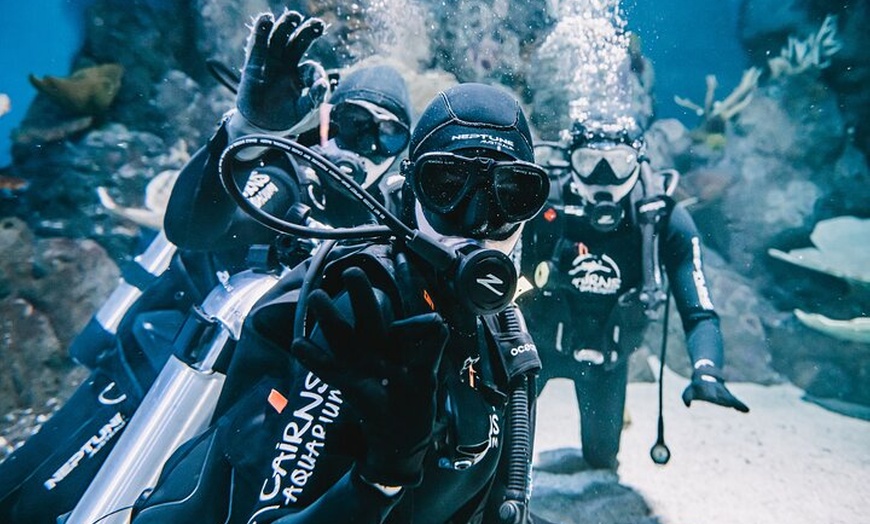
[
  {"x1": 497, "y1": 306, "x2": 536, "y2": 524},
  {"x1": 650, "y1": 289, "x2": 672, "y2": 465},
  {"x1": 499, "y1": 374, "x2": 533, "y2": 524},
  {"x1": 220, "y1": 134, "x2": 518, "y2": 316},
  {"x1": 293, "y1": 239, "x2": 338, "y2": 339}
]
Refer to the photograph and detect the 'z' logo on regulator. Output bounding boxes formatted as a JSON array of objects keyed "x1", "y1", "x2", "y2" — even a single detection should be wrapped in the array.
[{"x1": 476, "y1": 273, "x2": 504, "y2": 296}]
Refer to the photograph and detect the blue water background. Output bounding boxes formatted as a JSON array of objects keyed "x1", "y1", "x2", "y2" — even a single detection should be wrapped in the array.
[
  {"x1": 0, "y1": 0, "x2": 747, "y2": 168},
  {"x1": 0, "y1": 0, "x2": 88, "y2": 168},
  {"x1": 626, "y1": 0, "x2": 748, "y2": 122}
]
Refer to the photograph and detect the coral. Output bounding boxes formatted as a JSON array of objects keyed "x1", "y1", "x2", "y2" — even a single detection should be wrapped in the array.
[
  {"x1": 768, "y1": 15, "x2": 842, "y2": 79},
  {"x1": 0, "y1": 93, "x2": 9, "y2": 118},
  {"x1": 28, "y1": 64, "x2": 124, "y2": 116},
  {"x1": 97, "y1": 168, "x2": 180, "y2": 231},
  {"x1": 794, "y1": 310, "x2": 870, "y2": 344},
  {"x1": 674, "y1": 67, "x2": 761, "y2": 135}
]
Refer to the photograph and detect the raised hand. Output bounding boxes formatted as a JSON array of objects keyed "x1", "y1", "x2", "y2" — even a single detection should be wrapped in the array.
[
  {"x1": 291, "y1": 267, "x2": 449, "y2": 486},
  {"x1": 236, "y1": 10, "x2": 330, "y2": 132}
]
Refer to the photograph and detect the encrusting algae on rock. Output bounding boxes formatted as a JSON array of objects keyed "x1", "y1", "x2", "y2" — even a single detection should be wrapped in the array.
[{"x1": 29, "y1": 64, "x2": 124, "y2": 116}]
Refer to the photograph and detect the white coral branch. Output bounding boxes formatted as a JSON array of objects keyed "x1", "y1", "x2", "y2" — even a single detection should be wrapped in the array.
[
  {"x1": 674, "y1": 67, "x2": 759, "y2": 130},
  {"x1": 673, "y1": 96, "x2": 704, "y2": 116},
  {"x1": 768, "y1": 14, "x2": 842, "y2": 78},
  {"x1": 713, "y1": 67, "x2": 760, "y2": 120}
]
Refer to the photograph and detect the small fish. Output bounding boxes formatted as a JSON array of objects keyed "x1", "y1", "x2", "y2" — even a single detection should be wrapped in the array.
[
  {"x1": 0, "y1": 93, "x2": 10, "y2": 117},
  {"x1": 0, "y1": 175, "x2": 30, "y2": 194}
]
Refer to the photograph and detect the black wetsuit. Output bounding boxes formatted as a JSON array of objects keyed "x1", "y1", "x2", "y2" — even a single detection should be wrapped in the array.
[
  {"x1": 518, "y1": 181, "x2": 723, "y2": 469},
  {"x1": 131, "y1": 242, "x2": 538, "y2": 524}
]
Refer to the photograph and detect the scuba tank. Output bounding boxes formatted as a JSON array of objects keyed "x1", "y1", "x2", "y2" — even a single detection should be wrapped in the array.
[
  {"x1": 64, "y1": 247, "x2": 300, "y2": 524},
  {"x1": 68, "y1": 231, "x2": 177, "y2": 369},
  {"x1": 65, "y1": 203, "x2": 319, "y2": 523}
]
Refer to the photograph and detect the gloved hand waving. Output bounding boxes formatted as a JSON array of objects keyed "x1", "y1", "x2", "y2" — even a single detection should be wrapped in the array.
[
  {"x1": 291, "y1": 267, "x2": 450, "y2": 487},
  {"x1": 682, "y1": 365, "x2": 749, "y2": 413},
  {"x1": 236, "y1": 10, "x2": 330, "y2": 132}
]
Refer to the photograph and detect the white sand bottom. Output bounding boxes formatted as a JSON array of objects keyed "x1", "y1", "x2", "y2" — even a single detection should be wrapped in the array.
[{"x1": 533, "y1": 363, "x2": 870, "y2": 524}]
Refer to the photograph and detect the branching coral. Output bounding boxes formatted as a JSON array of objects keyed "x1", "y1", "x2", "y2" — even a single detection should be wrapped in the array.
[
  {"x1": 768, "y1": 14, "x2": 842, "y2": 79},
  {"x1": 674, "y1": 67, "x2": 761, "y2": 135}
]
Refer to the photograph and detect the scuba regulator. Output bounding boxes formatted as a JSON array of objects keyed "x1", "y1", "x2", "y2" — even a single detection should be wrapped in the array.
[{"x1": 218, "y1": 134, "x2": 518, "y2": 318}]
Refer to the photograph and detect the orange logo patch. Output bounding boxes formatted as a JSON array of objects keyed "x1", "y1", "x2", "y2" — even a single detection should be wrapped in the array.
[
  {"x1": 543, "y1": 208, "x2": 557, "y2": 222},
  {"x1": 268, "y1": 389, "x2": 288, "y2": 414},
  {"x1": 423, "y1": 289, "x2": 435, "y2": 311}
]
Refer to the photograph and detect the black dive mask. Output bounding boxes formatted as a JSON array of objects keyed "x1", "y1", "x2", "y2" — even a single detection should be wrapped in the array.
[
  {"x1": 405, "y1": 152, "x2": 549, "y2": 239},
  {"x1": 332, "y1": 99, "x2": 410, "y2": 158}
]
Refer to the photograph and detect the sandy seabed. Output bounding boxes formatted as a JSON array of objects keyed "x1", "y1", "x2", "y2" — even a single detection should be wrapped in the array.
[{"x1": 534, "y1": 362, "x2": 870, "y2": 524}]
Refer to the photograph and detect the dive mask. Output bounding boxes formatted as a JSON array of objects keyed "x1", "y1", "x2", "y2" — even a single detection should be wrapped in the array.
[
  {"x1": 332, "y1": 99, "x2": 411, "y2": 157},
  {"x1": 405, "y1": 152, "x2": 550, "y2": 224},
  {"x1": 568, "y1": 143, "x2": 641, "y2": 233},
  {"x1": 570, "y1": 143, "x2": 640, "y2": 185}
]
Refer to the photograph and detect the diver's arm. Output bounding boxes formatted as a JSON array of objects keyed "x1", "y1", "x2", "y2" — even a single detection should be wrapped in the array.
[
  {"x1": 664, "y1": 206, "x2": 749, "y2": 412},
  {"x1": 163, "y1": 119, "x2": 299, "y2": 251},
  {"x1": 662, "y1": 205, "x2": 724, "y2": 368},
  {"x1": 164, "y1": 121, "x2": 234, "y2": 249}
]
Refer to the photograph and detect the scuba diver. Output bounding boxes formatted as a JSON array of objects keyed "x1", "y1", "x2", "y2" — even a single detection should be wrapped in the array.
[
  {"x1": 0, "y1": 10, "x2": 413, "y2": 524},
  {"x1": 165, "y1": 60, "x2": 413, "y2": 249},
  {"x1": 128, "y1": 73, "x2": 554, "y2": 524},
  {"x1": 158, "y1": 10, "x2": 416, "y2": 415},
  {"x1": 519, "y1": 118, "x2": 749, "y2": 472}
]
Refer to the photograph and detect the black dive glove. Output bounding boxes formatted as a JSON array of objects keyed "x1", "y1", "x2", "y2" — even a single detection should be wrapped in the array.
[
  {"x1": 291, "y1": 267, "x2": 450, "y2": 487},
  {"x1": 682, "y1": 365, "x2": 749, "y2": 413},
  {"x1": 236, "y1": 10, "x2": 330, "y2": 131}
]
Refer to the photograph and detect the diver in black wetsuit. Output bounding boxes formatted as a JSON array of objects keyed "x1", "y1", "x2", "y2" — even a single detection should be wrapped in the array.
[
  {"x1": 0, "y1": 11, "x2": 413, "y2": 524},
  {"x1": 519, "y1": 119, "x2": 749, "y2": 472},
  {"x1": 130, "y1": 74, "x2": 555, "y2": 522},
  {"x1": 165, "y1": 62, "x2": 412, "y2": 250}
]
